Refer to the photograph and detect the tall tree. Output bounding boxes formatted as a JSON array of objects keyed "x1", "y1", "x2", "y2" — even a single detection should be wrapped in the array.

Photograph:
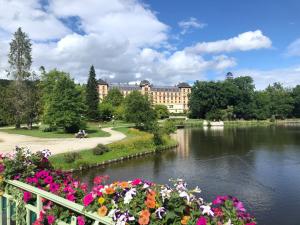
[
  {"x1": 124, "y1": 91, "x2": 156, "y2": 130},
  {"x1": 7, "y1": 27, "x2": 36, "y2": 128},
  {"x1": 43, "y1": 71, "x2": 86, "y2": 133},
  {"x1": 86, "y1": 65, "x2": 99, "y2": 120},
  {"x1": 103, "y1": 88, "x2": 124, "y2": 107}
]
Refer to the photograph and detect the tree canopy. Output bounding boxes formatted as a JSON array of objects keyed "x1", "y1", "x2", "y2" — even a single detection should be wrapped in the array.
[{"x1": 85, "y1": 65, "x2": 99, "y2": 120}]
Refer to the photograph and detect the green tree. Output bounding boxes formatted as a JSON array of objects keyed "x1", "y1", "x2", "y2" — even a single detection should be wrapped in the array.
[
  {"x1": 99, "y1": 102, "x2": 114, "y2": 121},
  {"x1": 154, "y1": 104, "x2": 169, "y2": 119},
  {"x1": 292, "y1": 85, "x2": 300, "y2": 117},
  {"x1": 266, "y1": 83, "x2": 294, "y2": 119},
  {"x1": 85, "y1": 65, "x2": 99, "y2": 120},
  {"x1": 103, "y1": 88, "x2": 124, "y2": 107},
  {"x1": 124, "y1": 91, "x2": 156, "y2": 130},
  {"x1": 7, "y1": 27, "x2": 37, "y2": 128},
  {"x1": 253, "y1": 91, "x2": 271, "y2": 120},
  {"x1": 43, "y1": 71, "x2": 86, "y2": 133}
]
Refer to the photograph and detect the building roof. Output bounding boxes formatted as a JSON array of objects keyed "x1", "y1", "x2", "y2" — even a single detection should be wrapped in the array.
[
  {"x1": 177, "y1": 82, "x2": 191, "y2": 88},
  {"x1": 140, "y1": 80, "x2": 151, "y2": 87},
  {"x1": 98, "y1": 79, "x2": 108, "y2": 85}
]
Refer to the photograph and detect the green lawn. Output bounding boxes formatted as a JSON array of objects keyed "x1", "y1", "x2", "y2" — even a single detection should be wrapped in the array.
[
  {"x1": 0, "y1": 123, "x2": 110, "y2": 138},
  {"x1": 50, "y1": 127, "x2": 177, "y2": 170}
]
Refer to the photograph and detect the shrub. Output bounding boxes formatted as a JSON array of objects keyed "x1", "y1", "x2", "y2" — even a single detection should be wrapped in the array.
[
  {"x1": 75, "y1": 159, "x2": 90, "y2": 169},
  {"x1": 163, "y1": 120, "x2": 177, "y2": 134},
  {"x1": 92, "y1": 144, "x2": 110, "y2": 155},
  {"x1": 63, "y1": 152, "x2": 81, "y2": 163}
]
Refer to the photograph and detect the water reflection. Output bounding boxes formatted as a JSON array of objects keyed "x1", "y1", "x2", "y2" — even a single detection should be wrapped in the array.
[{"x1": 74, "y1": 126, "x2": 300, "y2": 225}]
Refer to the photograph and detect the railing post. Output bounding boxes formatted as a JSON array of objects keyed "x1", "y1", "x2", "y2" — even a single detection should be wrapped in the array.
[
  {"x1": 0, "y1": 196, "x2": 2, "y2": 225},
  {"x1": 70, "y1": 216, "x2": 77, "y2": 225},
  {"x1": 36, "y1": 195, "x2": 43, "y2": 219},
  {"x1": 26, "y1": 208, "x2": 30, "y2": 225},
  {"x1": 6, "y1": 198, "x2": 11, "y2": 225}
]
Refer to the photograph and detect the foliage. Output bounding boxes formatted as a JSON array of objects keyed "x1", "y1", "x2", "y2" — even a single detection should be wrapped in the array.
[
  {"x1": 42, "y1": 70, "x2": 86, "y2": 133},
  {"x1": 99, "y1": 102, "x2": 114, "y2": 121},
  {"x1": 154, "y1": 104, "x2": 169, "y2": 119},
  {"x1": 103, "y1": 88, "x2": 124, "y2": 107},
  {"x1": 265, "y1": 83, "x2": 294, "y2": 119},
  {"x1": 113, "y1": 104, "x2": 126, "y2": 120},
  {"x1": 85, "y1": 65, "x2": 100, "y2": 120},
  {"x1": 124, "y1": 91, "x2": 156, "y2": 130},
  {"x1": 162, "y1": 120, "x2": 177, "y2": 135},
  {"x1": 92, "y1": 144, "x2": 110, "y2": 155},
  {"x1": 63, "y1": 152, "x2": 81, "y2": 163},
  {"x1": 6, "y1": 27, "x2": 40, "y2": 129},
  {"x1": 292, "y1": 85, "x2": 300, "y2": 117},
  {"x1": 189, "y1": 77, "x2": 297, "y2": 120}
]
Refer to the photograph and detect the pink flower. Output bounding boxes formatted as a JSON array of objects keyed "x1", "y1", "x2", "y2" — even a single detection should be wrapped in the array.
[
  {"x1": 80, "y1": 183, "x2": 88, "y2": 193},
  {"x1": 132, "y1": 179, "x2": 142, "y2": 186},
  {"x1": 77, "y1": 216, "x2": 85, "y2": 225},
  {"x1": 47, "y1": 215, "x2": 55, "y2": 224},
  {"x1": 66, "y1": 193, "x2": 76, "y2": 202},
  {"x1": 212, "y1": 195, "x2": 228, "y2": 205},
  {"x1": 196, "y1": 216, "x2": 207, "y2": 225},
  {"x1": 83, "y1": 193, "x2": 94, "y2": 206},
  {"x1": 234, "y1": 201, "x2": 246, "y2": 212},
  {"x1": 49, "y1": 183, "x2": 60, "y2": 193},
  {"x1": 44, "y1": 176, "x2": 53, "y2": 184},
  {"x1": 23, "y1": 192, "x2": 32, "y2": 203},
  {"x1": 212, "y1": 208, "x2": 223, "y2": 217},
  {"x1": 93, "y1": 176, "x2": 103, "y2": 185},
  {"x1": 0, "y1": 164, "x2": 4, "y2": 173}
]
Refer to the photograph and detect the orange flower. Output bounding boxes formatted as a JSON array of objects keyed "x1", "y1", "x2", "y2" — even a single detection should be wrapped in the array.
[
  {"x1": 119, "y1": 181, "x2": 129, "y2": 189},
  {"x1": 97, "y1": 206, "x2": 108, "y2": 217},
  {"x1": 140, "y1": 209, "x2": 150, "y2": 218},
  {"x1": 181, "y1": 216, "x2": 190, "y2": 225},
  {"x1": 145, "y1": 199, "x2": 156, "y2": 209},
  {"x1": 105, "y1": 187, "x2": 115, "y2": 195},
  {"x1": 138, "y1": 215, "x2": 150, "y2": 225}
]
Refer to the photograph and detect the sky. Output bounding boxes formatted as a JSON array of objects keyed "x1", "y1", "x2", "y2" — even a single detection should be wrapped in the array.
[{"x1": 0, "y1": 0, "x2": 300, "y2": 89}]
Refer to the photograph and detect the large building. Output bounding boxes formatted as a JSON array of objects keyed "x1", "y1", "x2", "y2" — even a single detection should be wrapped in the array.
[{"x1": 98, "y1": 79, "x2": 191, "y2": 113}]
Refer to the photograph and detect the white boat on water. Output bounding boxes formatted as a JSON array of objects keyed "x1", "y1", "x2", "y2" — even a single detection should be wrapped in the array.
[{"x1": 203, "y1": 120, "x2": 224, "y2": 127}]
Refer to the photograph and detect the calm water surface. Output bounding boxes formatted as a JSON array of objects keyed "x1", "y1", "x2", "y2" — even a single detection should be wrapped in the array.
[{"x1": 75, "y1": 126, "x2": 300, "y2": 225}]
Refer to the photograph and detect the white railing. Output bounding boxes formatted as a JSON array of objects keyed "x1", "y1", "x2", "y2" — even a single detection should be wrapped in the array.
[{"x1": 1, "y1": 180, "x2": 114, "y2": 225}]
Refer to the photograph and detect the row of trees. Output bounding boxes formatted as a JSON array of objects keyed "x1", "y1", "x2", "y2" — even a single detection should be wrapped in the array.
[{"x1": 189, "y1": 76, "x2": 299, "y2": 120}]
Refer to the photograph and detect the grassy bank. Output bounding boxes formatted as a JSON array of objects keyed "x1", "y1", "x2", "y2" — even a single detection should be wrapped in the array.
[
  {"x1": 50, "y1": 127, "x2": 177, "y2": 170},
  {"x1": 170, "y1": 118, "x2": 300, "y2": 127},
  {"x1": 0, "y1": 122, "x2": 110, "y2": 138}
]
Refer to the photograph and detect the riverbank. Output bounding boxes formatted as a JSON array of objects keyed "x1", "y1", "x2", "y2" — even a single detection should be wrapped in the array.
[
  {"x1": 170, "y1": 118, "x2": 300, "y2": 127},
  {"x1": 50, "y1": 127, "x2": 178, "y2": 171}
]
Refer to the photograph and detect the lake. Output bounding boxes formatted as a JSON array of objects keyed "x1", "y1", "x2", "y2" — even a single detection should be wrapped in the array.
[{"x1": 74, "y1": 126, "x2": 300, "y2": 225}]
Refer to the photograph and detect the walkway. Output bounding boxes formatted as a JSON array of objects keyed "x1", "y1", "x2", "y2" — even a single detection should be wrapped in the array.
[{"x1": 0, "y1": 128, "x2": 126, "y2": 155}]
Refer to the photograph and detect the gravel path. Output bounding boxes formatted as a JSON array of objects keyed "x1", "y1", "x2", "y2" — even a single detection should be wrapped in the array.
[{"x1": 0, "y1": 128, "x2": 126, "y2": 155}]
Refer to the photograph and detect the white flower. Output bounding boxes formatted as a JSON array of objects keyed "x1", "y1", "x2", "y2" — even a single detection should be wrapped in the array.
[
  {"x1": 200, "y1": 205, "x2": 214, "y2": 216},
  {"x1": 41, "y1": 149, "x2": 51, "y2": 158},
  {"x1": 124, "y1": 188, "x2": 136, "y2": 204},
  {"x1": 143, "y1": 183, "x2": 150, "y2": 189},
  {"x1": 179, "y1": 191, "x2": 190, "y2": 203},
  {"x1": 192, "y1": 186, "x2": 201, "y2": 193},
  {"x1": 108, "y1": 209, "x2": 116, "y2": 218},
  {"x1": 160, "y1": 187, "x2": 172, "y2": 202},
  {"x1": 224, "y1": 219, "x2": 232, "y2": 225}
]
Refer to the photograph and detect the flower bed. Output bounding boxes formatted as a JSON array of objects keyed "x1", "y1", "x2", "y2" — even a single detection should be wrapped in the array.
[{"x1": 0, "y1": 148, "x2": 256, "y2": 225}]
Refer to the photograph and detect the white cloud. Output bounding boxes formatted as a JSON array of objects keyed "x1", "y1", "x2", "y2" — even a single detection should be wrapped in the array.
[
  {"x1": 0, "y1": 1, "x2": 273, "y2": 85},
  {"x1": 286, "y1": 38, "x2": 300, "y2": 56},
  {"x1": 232, "y1": 67, "x2": 300, "y2": 90},
  {"x1": 0, "y1": 0, "x2": 70, "y2": 40},
  {"x1": 186, "y1": 30, "x2": 272, "y2": 54},
  {"x1": 178, "y1": 17, "x2": 206, "y2": 35}
]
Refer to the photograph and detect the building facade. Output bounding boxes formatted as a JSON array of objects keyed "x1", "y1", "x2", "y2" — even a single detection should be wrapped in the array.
[{"x1": 98, "y1": 79, "x2": 191, "y2": 113}]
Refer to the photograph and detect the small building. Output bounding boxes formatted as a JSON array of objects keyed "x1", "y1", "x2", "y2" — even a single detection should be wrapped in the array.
[{"x1": 98, "y1": 79, "x2": 191, "y2": 113}]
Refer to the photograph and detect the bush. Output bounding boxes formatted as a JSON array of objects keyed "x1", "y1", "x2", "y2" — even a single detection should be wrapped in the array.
[
  {"x1": 75, "y1": 159, "x2": 90, "y2": 169},
  {"x1": 42, "y1": 126, "x2": 57, "y2": 132},
  {"x1": 163, "y1": 120, "x2": 177, "y2": 134},
  {"x1": 92, "y1": 144, "x2": 110, "y2": 155},
  {"x1": 63, "y1": 152, "x2": 81, "y2": 163}
]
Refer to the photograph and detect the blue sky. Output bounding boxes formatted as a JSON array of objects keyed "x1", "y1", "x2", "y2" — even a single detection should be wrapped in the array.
[{"x1": 0, "y1": 0, "x2": 300, "y2": 89}]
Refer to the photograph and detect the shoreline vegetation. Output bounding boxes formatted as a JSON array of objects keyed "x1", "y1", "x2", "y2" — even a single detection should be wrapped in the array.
[{"x1": 50, "y1": 127, "x2": 178, "y2": 171}]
